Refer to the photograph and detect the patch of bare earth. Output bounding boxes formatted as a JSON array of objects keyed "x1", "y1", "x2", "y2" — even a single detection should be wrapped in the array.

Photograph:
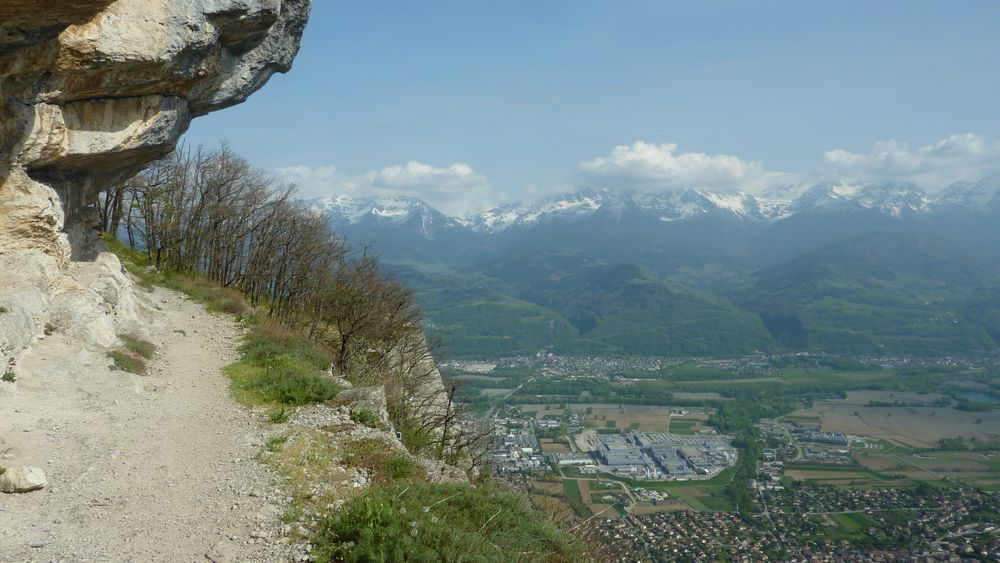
[{"x1": 0, "y1": 286, "x2": 303, "y2": 562}]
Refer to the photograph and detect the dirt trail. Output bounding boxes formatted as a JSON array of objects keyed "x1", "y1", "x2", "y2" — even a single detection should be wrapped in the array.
[{"x1": 0, "y1": 286, "x2": 295, "y2": 562}]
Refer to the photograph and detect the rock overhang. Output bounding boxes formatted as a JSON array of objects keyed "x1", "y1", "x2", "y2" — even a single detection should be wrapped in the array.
[{"x1": 0, "y1": 0, "x2": 311, "y2": 373}]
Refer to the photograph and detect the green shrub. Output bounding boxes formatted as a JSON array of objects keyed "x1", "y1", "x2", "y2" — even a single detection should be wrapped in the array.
[
  {"x1": 265, "y1": 435, "x2": 288, "y2": 453},
  {"x1": 0, "y1": 306, "x2": 8, "y2": 313},
  {"x1": 269, "y1": 407, "x2": 291, "y2": 424},
  {"x1": 223, "y1": 316, "x2": 339, "y2": 406},
  {"x1": 240, "y1": 320, "x2": 332, "y2": 372},
  {"x1": 227, "y1": 363, "x2": 341, "y2": 405},
  {"x1": 119, "y1": 334, "x2": 156, "y2": 359},
  {"x1": 1, "y1": 369, "x2": 15, "y2": 383},
  {"x1": 108, "y1": 351, "x2": 145, "y2": 374},
  {"x1": 339, "y1": 438, "x2": 421, "y2": 485},
  {"x1": 313, "y1": 482, "x2": 582, "y2": 562},
  {"x1": 350, "y1": 408, "x2": 387, "y2": 430}
]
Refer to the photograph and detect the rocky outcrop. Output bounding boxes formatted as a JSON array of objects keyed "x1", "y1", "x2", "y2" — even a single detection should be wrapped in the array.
[{"x1": 0, "y1": 1, "x2": 311, "y2": 374}]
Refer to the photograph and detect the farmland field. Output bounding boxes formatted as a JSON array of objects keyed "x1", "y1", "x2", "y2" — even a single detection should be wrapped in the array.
[
  {"x1": 792, "y1": 394, "x2": 1000, "y2": 448},
  {"x1": 539, "y1": 438, "x2": 571, "y2": 453},
  {"x1": 516, "y1": 404, "x2": 677, "y2": 433},
  {"x1": 668, "y1": 414, "x2": 710, "y2": 434},
  {"x1": 785, "y1": 469, "x2": 872, "y2": 480}
]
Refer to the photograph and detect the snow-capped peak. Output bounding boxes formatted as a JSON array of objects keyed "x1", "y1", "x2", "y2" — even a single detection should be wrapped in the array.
[
  {"x1": 791, "y1": 182, "x2": 932, "y2": 218},
  {"x1": 313, "y1": 179, "x2": 999, "y2": 238}
]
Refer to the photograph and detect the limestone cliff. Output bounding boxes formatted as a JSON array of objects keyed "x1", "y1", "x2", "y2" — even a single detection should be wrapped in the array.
[{"x1": 0, "y1": 0, "x2": 310, "y2": 375}]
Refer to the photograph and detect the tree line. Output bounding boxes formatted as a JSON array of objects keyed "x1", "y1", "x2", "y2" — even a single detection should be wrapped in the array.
[{"x1": 100, "y1": 143, "x2": 488, "y2": 469}]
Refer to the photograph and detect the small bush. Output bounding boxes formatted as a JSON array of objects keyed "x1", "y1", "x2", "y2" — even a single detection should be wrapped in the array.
[
  {"x1": 265, "y1": 436, "x2": 288, "y2": 453},
  {"x1": 350, "y1": 408, "x2": 387, "y2": 430},
  {"x1": 269, "y1": 407, "x2": 290, "y2": 424},
  {"x1": 108, "y1": 351, "x2": 145, "y2": 374},
  {"x1": 2, "y1": 369, "x2": 15, "y2": 383},
  {"x1": 393, "y1": 416, "x2": 434, "y2": 455},
  {"x1": 241, "y1": 319, "x2": 332, "y2": 371},
  {"x1": 119, "y1": 334, "x2": 156, "y2": 359},
  {"x1": 226, "y1": 362, "x2": 340, "y2": 405},
  {"x1": 339, "y1": 438, "x2": 421, "y2": 485},
  {"x1": 44, "y1": 323, "x2": 56, "y2": 336},
  {"x1": 224, "y1": 316, "x2": 339, "y2": 406},
  {"x1": 0, "y1": 306, "x2": 8, "y2": 313},
  {"x1": 313, "y1": 482, "x2": 582, "y2": 562},
  {"x1": 387, "y1": 455, "x2": 418, "y2": 481}
]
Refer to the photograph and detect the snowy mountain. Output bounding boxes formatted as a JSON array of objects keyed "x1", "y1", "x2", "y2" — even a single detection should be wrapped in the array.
[
  {"x1": 467, "y1": 188, "x2": 792, "y2": 232},
  {"x1": 308, "y1": 194, "x2": 465, "y2": 239},
  {"x1": 311, "y1": 181, "x2": 1000, "y2": 358},
  {"x1": 314, "y1": 181, "x2": 998, "y2": 239},
  {"x1": 788, "y1": 182, "x2": 932, "y2": 217}
]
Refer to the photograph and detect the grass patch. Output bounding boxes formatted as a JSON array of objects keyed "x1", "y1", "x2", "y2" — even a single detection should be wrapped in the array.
[
  {"x1": 562, "y1": 479, "x2": 593, "y2": 518},
  {"x1": 351, "y1": 408, "x2": 388, "y2": 431},
  {"x1": 265, "y1": 435, "x2": 288, "y2": 453},
  {"x1": 119, "y1": 334, "x2": 156, "y2": 359},
  {"x1": 832, "y1": 511, "x2": 878, "y2": 532},
  {"x1": 340, "y1": 438, "x2": 422, "y2": 485},
  {"x1": 107, "y1": 351, "x2": 145, "y2": 374},
  {"x1": 314, "y1": 482, "x2": 582, "y2": 562},
  {"x1": 268, "y1": 407, "x2": 290, "y2": 424},
  {"x1": 669, "y1": 419, "x2": 698, "y2": 435},
  {"x1": 224, "y1": 318, "x2": 340, "y2": 406}
]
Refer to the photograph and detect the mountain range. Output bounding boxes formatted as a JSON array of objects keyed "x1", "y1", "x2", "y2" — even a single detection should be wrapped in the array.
[{"x1": 309, "y1": 180, "x2": 1000, "y2": 358}]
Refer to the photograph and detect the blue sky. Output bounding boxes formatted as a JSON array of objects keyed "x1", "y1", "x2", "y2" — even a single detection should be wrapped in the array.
[{"x1": 186, "y1": 1, "x2": 1000, "y2": 214}]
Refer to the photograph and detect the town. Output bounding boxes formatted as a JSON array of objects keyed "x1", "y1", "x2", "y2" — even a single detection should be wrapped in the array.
[{"x1": 490, "y1": 406, "x2": 737, "y2": 481}]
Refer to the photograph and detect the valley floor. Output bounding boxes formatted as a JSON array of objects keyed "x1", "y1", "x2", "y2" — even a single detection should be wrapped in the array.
[{"x1": 0, "y1": 286, "x2": 293, "y2": 562}]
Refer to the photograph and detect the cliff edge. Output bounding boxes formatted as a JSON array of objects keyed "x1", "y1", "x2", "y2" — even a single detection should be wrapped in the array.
[{"x1": 0, "y1": 0, "x2": 310, "y2": 379}]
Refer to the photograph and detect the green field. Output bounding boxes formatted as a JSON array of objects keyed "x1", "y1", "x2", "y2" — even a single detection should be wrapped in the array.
[
  {"x1": 807, "y1": 511, "x2": 881, "y2": 542},
  {"x1": 562, "y1": 479, "x2": 592, "y2": 517},
  {"x1": 668, "y1": 419, "x2": 697, "y2": 434}
]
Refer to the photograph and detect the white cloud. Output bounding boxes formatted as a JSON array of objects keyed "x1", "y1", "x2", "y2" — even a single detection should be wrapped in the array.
[
  {"x1": 273, "y1": 165, "x2": 359, "y2": 197},
  {"x1": 578, "y1": 141, "x2": 772, "y2": 190},
  {"x1": 820, "y1": 133, "x2": 1000, "y2": 189},
  {"x1": 273, "y1": 161, "x2": 494, "y2": 216}
]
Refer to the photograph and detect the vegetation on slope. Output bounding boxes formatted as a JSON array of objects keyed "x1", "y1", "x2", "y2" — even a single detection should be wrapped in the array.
[
  {"x1": 225, "y1": 319, "x2": 342, "y2": 406},
  {"x1": 739, "y1": 232, "x2": 1000, "y2": 355},
  {"x1": 314, "y1": 482, "x2": 581, "y2": 562},
  {"x1": 101, "y1": 145, "x2": 582, "y2": 561},
  {"x1": 400, "y1": 251, "x2": 777, "y2": 358}
]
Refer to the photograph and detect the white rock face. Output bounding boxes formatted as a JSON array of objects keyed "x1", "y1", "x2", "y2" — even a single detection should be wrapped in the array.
[
  {"x1": 0, "y1": 466, "x2": 47, "y2": 493},
  {"x1": 0, "y1": 0, "x2": 311, "y2": 372}
]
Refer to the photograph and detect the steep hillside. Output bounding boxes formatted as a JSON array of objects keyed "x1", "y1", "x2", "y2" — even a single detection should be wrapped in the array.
[
  {"x1": 326, "y1": 183, "x2": 1000, "y2": 359},
  {"x1": 738, "y1": 232, "x2": 1000, "y2": 355},
  {"x1": 395, "y1": 252, "x2": 776, "y2": 358}
]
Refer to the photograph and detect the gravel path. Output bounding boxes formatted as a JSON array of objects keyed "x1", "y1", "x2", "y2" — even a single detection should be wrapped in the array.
[{"x1": 0, "y1": 286, "x2": 295, "y2": 562}]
